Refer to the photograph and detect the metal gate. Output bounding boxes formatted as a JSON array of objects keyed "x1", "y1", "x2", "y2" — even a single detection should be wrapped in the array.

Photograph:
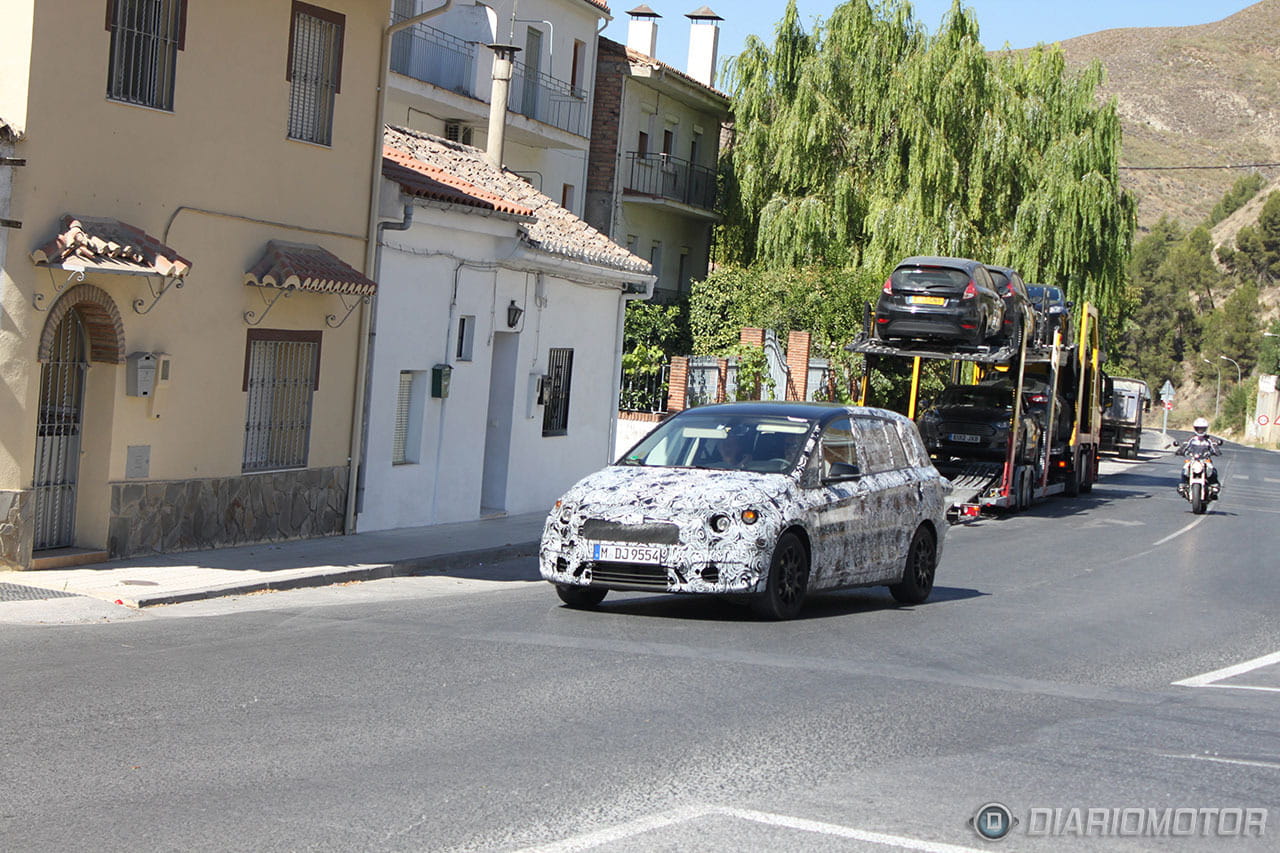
[{"x1": 33, "y1": 309, "x2": 88, "y2": 550}]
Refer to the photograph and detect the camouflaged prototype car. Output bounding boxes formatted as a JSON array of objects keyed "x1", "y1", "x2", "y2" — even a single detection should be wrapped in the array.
[{"x1": 539, "y1": 402, "x2": 949, "y2": 619}]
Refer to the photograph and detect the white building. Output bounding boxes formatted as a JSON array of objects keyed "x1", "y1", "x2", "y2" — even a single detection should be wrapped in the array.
[
  {"x1": 357, "y1": 125, "x2": 654, "y2": 530},
  {"x1": 585, "y1": 5, "x2": 730, "y2": 303},
  {"x1": 386, "y1": 0, "x2": 611, "y2": 220}
]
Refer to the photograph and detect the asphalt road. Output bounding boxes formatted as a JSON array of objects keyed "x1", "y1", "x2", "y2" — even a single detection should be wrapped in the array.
[{"x1": 2, "y1": 437, "x2": 1278, "y2": 852}]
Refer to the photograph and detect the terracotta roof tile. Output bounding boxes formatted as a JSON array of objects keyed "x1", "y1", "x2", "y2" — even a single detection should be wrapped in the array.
[
  {"x1": 615, "y1": 39, "x2": 731, "y2": 101},
  {"x1": 30, "y1": 215, "x2": 192, "y2": 277},
  {"x1": 384, "y1": 126, "x2": 652, "y2": 276},
  {"x1": 579, "y1": 0, "x2": 611, "y2": 13},
  {"x1": 383, "y1": 146, "x2": 535, "y2": 218},
  {"x1": 244, "y1": 241, "x2": 376, "y2": 296}
]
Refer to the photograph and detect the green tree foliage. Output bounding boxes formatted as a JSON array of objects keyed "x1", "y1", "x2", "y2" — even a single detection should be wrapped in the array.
[
  {"x1": 1260, "y1": 318, "x2": 1280, "y2": 376},
  {"x1": 719, "y1": 0, "x2": 1134, "y2": 313},
  {"x1": 1201, "y1": 280, "x2": 1260, "y2": 378},
  {"x1": 1221, "y1": 191, "x2": 1280, "y2": 285},
  {"x1": 1207, "y1": 172, "x2": 1265, "y2": 226}
]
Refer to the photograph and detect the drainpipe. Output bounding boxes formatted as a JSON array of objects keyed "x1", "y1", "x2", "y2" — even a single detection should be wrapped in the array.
[
  {"x1": 351, "y1": 202, "x2": 413, "y2": 521},
  {"x1": 347, "y1": 0, "x2": 453, "y2": 535}
]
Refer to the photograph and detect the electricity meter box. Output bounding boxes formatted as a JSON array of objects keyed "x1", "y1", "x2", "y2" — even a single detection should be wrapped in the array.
[{"x1": 431, "y1": 364, "x2": 452, "y2": 398}]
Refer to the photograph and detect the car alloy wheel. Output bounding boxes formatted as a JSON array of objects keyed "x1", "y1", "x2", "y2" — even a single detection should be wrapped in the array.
[
  {"x1": 752, "y1": 532, "x2": 809, "y2": 620},
  {"x1": 889, "y1": 525, "x2": 936, "y2": 605}
]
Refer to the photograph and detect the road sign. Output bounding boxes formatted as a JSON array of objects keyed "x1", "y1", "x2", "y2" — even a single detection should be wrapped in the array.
[
  {"x1": 1164, "y1": 400, "x2": 1173, "y2": 411},
  {"x1": 1161, "y1": 380, "x2": 1175, "y2": 401}
]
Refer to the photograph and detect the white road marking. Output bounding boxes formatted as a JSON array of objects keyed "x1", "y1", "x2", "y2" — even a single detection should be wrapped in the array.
[
  {"x1": 1233, "y1": 475, "x2": 1251, "y2": 480},
  {"x1": 515, "y1": 804, "x2": 990, "y2": 853},
  {"x1": 1265, "y1": 477, "x2": 1280, "y2": 484},
  {"x1": 1151, "y1": 514, "x2": 1210, "y2": 547},
  {"x1": 1172, "y1": 649, "x2": 1280, "y2": 687},
  {"x1": 1158, "y1": 753, "x2": 1280, "y2": 770}
]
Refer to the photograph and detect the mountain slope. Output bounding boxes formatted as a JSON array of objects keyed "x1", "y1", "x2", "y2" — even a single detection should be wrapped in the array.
[{"x1": 1056, "y1": 0, "x2": 1280, "y2": 231}]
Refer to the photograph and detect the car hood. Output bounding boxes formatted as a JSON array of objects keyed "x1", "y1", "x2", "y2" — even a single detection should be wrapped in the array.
[{"x1": 557, "y1": 465, "x2": 792, "y2": 522}]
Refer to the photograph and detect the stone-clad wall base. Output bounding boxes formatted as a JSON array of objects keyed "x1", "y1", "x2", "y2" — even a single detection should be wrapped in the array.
[
  {"x1": 0, "y1": 490, "x2": 33, "y2": 570},
  {"x1": 108, "y1": 467, "x2": 349, "y2": 559}
]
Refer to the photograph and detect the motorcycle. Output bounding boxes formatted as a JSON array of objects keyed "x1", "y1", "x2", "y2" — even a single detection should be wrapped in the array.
[{"x1": 1176, "y1": 439, "x2": 1221, "y2": 514}]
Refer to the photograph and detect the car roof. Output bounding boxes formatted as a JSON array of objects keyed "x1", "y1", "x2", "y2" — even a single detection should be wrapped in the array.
[
  {"x1": 894, "y1": 256, "x2": 984, "y2": 273},
  {"x1": 985, "y1": 263, "x2": 1022, "y2": 278},
  {"x1": 675, "y1": 401, "x2": 909, "y2": 426}
]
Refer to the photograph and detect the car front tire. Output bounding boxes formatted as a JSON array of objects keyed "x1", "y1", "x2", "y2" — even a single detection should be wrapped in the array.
[
  {"x1": 889, "y1": 525, "x2": 937, "y2": 605},
  {"x1": 752, "y1": 532, "x2": 809, "y2": 620}
]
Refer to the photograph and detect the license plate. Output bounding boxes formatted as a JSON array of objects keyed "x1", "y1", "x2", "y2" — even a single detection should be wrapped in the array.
[
  {"x1": 591, "y1": 542, "x2": 670, "y2": 564},
  {"x1": 948, "y1": 433, "x2": 982, "y2": 443},
  {"x1": 907, "y1": 295, "x2": 947, "y2": 306}
]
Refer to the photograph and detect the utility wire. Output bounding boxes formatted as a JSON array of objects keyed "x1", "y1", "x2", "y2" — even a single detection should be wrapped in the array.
[{"x1": 1119, "y1": 162, "x2": 1280, "y2": 171}]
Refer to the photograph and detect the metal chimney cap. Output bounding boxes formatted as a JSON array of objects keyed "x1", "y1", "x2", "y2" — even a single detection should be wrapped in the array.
[
  {"x1": 627, "y1": 4, "x2": 662, "y2": 18},
  {"x1": 485, "y1": 43, "x2": 523, "y2": 56},
  {"x1": 686, "y1": 5, "x2": 723, "y2": 20}
]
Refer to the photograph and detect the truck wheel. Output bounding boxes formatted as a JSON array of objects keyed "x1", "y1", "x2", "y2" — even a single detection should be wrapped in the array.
[
  {"x1": 1064, "y1": 450, "x2": 1081, "y2": 497},
  {"x1": 1080, "y1": 448, "x2": 1095, "y2": 494}
]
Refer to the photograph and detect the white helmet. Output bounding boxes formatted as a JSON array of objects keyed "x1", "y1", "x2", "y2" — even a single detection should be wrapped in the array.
[{"x1": 1193, "y1": 417, "x2": 1209, "y2": 434}]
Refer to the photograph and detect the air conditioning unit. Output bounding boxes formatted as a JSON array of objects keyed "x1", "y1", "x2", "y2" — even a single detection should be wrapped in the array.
[{"x1": 444, "y1": 121, "x2": 473, "y2": 146}]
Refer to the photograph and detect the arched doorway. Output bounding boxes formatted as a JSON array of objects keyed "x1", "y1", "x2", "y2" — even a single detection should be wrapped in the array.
[
  {"x1": 32, "y1": 284, "x2": 125, "y2": 551},
  {"x1": 34, "y1": 309, "x2": 89, "y2": 549}
]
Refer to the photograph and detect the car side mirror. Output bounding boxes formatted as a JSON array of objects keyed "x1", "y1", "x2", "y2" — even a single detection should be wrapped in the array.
[{"x1": 823, "y1": 462, "x2": 861, "y2": 483}]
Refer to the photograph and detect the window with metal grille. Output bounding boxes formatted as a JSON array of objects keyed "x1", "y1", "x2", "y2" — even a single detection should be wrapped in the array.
[
  {"x1": 242, "y1": 330, "x2": 322, "y2": 472},
  {"x1": 106, "y1": 0, "x2": 186, "y2": 111},
  {"x1": 542, "y1": 348, "x2": 574, "y2": 436},
  {"x1": 392, "y1": 371, "x2": 414, "y2": 464},
  {"x1": 287, "y1": 3, "x2": 344, "y2": 146}
]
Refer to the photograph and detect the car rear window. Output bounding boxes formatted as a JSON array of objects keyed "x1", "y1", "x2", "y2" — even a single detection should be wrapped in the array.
[{"x1": 890, "y1": 267, "x2": 968, "y2": 292}]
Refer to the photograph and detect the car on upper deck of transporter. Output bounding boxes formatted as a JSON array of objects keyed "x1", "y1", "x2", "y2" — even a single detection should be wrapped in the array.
[
  {"x1": 539, "y1": 401, "x2": 949, "y2": 620},
  {"x1": 874, "y1": 256, "x2": 1006, "y2": 348}
]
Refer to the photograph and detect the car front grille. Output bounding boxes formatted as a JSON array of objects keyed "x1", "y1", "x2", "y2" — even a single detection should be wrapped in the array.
[
  {"x1": 588, "y1": 561, "x2": 671, "y2": 590},
  {"x1": 580, "y1": 519, "x2": 680, "y2": 545}
]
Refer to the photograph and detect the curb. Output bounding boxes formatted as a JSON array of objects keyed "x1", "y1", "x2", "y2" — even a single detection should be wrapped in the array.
[{"x1": 121, "y1": 540, "x2": 542, "y2": 608}]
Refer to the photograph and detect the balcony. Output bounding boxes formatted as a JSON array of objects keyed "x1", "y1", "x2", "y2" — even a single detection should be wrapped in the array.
[
  {"x1": 389, "y1": 15, "x2": 476, "y2": 97},
  {"x1": 508, "y1": 60, "x2": 589, "y2": 138},
  {"x1": 623, "y1": 153, "x2": 717, "y2": 212},
  {"x1": 389, "y1": 14, "x2": 589, "y2": 139}
]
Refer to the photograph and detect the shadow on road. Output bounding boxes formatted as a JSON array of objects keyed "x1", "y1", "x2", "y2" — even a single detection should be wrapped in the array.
[{"x1": 587, "y1": 585, "x2": 987, "y2": 622}]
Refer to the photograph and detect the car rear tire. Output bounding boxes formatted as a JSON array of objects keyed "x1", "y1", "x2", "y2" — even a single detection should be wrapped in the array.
[
  {"x1": 556, "y1": 585, "x2": 607, "y2": 609},
  {"x1": 889, "y1": 525, "x2": 937, "y2": 605},
  {"x1": 751, "y1": 532, "x2": 809, "y2": 620}
]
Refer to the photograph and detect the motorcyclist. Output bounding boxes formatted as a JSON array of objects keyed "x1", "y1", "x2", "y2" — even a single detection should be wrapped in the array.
[{"x1": 1178, "y1": 416, "x2": 1222, "y2": 496}]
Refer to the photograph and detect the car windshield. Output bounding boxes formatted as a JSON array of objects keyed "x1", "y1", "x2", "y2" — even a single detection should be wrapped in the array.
[
  {"x1": 618, "y1": 412, "x2": 816, "y2": 474},
  {"x1": 937, "y1": 385, "x2": 1014, "y2": 409}
]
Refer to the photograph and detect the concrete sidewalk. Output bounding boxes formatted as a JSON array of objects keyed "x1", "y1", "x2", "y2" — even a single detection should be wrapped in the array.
[{"x1": 0, "y1": 511, "x2": 547, "y2": 608}]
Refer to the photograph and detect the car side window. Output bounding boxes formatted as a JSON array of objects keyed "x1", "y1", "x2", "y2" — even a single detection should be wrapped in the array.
[
  {"x1": 893, "y1": 419, "x2": 932, "y2": 468},
  {"x1": 855, "y1": 417, "x2": 913, "y2": 473},
  {"x1": 815, "y1": 417, "x2": 859, "y2": 479}
]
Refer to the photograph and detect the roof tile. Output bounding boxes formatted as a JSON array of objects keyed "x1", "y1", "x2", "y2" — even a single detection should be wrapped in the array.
[
  {"x1": 30, "y1": 215, "x2": 192, "y2": 277},
  {"x1": 244, "y1": 241, "x2": 376, "y2": 296},
  {"x1": 384, "y1": 126, "x2": 651, "y2": 276},
  {"x1": 383, "y1": 146, "x2": 535, "y2": 218}
]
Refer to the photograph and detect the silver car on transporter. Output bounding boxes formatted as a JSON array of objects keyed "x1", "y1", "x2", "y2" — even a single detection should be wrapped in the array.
[{"x1": 539, "y1": 402, "x2": 949, "y2": 620}]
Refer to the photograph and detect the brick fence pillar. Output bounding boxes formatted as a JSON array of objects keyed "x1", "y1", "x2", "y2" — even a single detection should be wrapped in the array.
[
  {"x1": 786, "y1": 330, "x2": 811, "y2": 401},
  {"x1": 667, "y1": 356, "x2": 688, "y2": 412},
  {"x1": 739, "y1": 327, "x2": 764, "y2": 348},
  {"x1": 716, "y1": 358, "x2": 728, "y2": 403}
]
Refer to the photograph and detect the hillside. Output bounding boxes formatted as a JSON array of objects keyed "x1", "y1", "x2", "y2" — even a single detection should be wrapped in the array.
[{"x1": 1056, "y1": 0, "x2": 1280, "y2": 232}]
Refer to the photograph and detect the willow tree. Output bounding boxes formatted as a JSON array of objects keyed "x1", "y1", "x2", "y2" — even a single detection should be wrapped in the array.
[{"x1": 719, "y1": 0, "x2": 1135, "y2": 313}]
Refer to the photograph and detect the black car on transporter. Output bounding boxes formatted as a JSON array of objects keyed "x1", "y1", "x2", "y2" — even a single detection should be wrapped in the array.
[
  {"x1": 874, "y1": 256, "x2": 1005, "y2": 348},
  {"x1": 916, "y1": 379, "x2": 1047, "y2": 465},
  {"x1": 985, "y1": 264, "x2": 1035, "y2": 347}
]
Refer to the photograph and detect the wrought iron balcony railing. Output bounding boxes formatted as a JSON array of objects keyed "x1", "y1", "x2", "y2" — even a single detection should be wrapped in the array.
[
  {"x1": 624, "y1": 153, "x2": 717, "y2": 211},
  {"x1": 389, "y1": 14, "x2": 476, "y2": 97},
  {"x1": 508, "y1": 59, "x2": 589, "y2": 137}
]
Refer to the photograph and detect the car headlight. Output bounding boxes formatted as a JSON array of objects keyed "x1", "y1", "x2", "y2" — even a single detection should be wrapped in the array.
[
  {"x1": 554, "y1": 500, "x2": 574, "y2": 524},
  {"x1": 740, "y1": 509, "x2": 760, "y2": 525},
  {"x1": 709, "y1": 514, "x2": 731, "y2": 534}
]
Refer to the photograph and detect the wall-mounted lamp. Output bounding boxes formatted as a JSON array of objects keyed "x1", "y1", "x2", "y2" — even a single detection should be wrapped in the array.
[{"x1": 507, "y1": 299, "x2": 524, "y2": 328}]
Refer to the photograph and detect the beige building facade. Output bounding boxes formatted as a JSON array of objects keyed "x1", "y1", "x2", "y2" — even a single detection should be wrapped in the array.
[{"x1": 0, "y1": 0, "x2": 389, "y2": 568}]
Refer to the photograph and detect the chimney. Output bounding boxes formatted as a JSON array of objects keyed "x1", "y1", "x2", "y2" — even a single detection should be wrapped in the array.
[
  {"x1": 484, "y1": 43, "x2": 520, "y2": 169},
  {"x1": 686, "y1": 6, "x2": 722, "y2": 88},
  {"x1": 627, "y1": 5, "x2": 661, "y2": 58}
]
